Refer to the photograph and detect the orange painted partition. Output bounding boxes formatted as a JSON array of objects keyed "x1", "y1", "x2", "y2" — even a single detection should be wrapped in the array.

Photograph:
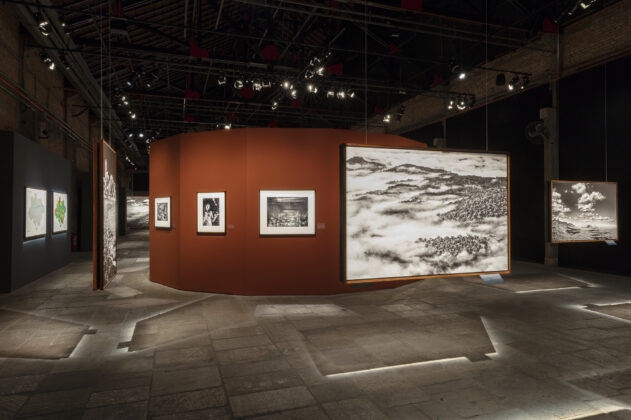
[{"x1": 149, "y1": 128, "x2": 426, "y2": 295}]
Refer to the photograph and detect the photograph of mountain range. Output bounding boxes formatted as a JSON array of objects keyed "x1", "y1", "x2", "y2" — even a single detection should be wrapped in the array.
[
  {"x1": 344, "y1": 145, "x2": 510, "y2": 282},
  {"x1": 551, "y1": 181, "x2": 618, "y2": 243}
]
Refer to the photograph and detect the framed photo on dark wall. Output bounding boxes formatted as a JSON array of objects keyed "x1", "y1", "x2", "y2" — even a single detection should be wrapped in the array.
[
  {"x1": 259, "y1": 190, "x2": 316, "y2": 236},
  {"x1": 24, "y1": 187, "x2": 47, "y2": 239},
  {"x1": 52, "y1": 191, "x2": 68, "y2": 234},
  {"x1": 154, "y1": 196, "x2": 172, "y2": 229},
  {"x1": 551, "y1": 180, "x2": 618, "y2": 243},
  {"x1": 197, "y1": 192, "x2": 226, "y2": 234},
  {"x1": 342, "y1": 144, "x2": 510, "y2": 283}
]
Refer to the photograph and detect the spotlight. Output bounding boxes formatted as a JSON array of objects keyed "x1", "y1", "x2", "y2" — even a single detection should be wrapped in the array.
[
  {"x1": 282, "y1": 81, "x2": 291, "y2": 90},
  {"x1": 316, "y1": 66, "x2": 325, "y2": 76},
  {"x1": 146, "y1": 138, "x2": 151, "y2": 144},
  {"x1": 126, "y1": 80, "x2": 133, "y2": 87},
  {"x1": 217, "y1": 76, "x2": 227, "y2": 86},
  {"x1": 337, "y1": 90, "x2": 346, "y2": 99},
  {"x1": 304, "y1": 70, "x2": 314, "y2": 79},
  {"x1": 347, "y1": 90, "x2": 355, "y2": 99},
  {"x1": 495, "y1": 73, "x2": 506, "y2": 86},
  {"x1": 447, "y1": 99, "x2": 455, "y2": 110},
  {"x1": 224, "y1": 123, "x2": 232, "y2": 130},
  {"x1": 253, "y1": 82, "x2": 262, "y2": 91},
  {"x1": 508, "y1": 75, "x2": 519, "y2": 91},
  {"x1": 271, "y1": 101, "x2": 279, "y2": 110},
  {"x1": 307, "y1": 84, "x2": 318, "y2": 93},
  {"x1": 520, "y1": 76, "x2": 529, "y2": 90},
  {"x1": 234, "y1": 80, "x2": 244, "y2": 89},
  {"x1": 456, "y1": 97, "x2": 467, "y2": 110},
  {"x1": 38, "y1": 19, "x2": 50, "y2": 36},
  {"x1": 458, "y1": 71, "x2": 466, "y2": 80},
  {"x1": 383, "y1": 114, "x2": 392, "y2": 123},
  {"x1": 580, "y1": 0, "x2": 597, "y2": 9},
  {"x1": 123, "y1": 101, "x2": 129, "y2": 106},
  {"x1": 290, "y1": 89, "x2": 298, "y2": 99},
  {"x1": 127, "y1": 133, "x2": 133, "y2": 138},
  {"x1": 41, "y1": 54, "x2": 55, "y2": 70},
  {"x1": 327, "y1": 90, "x2": 335, "y2": 98},
  {"x1": 139, "y1": 133, "x2": 144, "y2": 138},
  {"x1": 451, "y1": 64, "x2": 466, "y2": 80},
  {"x1": 121, "y1": 96, "x2": 127, "y2": 101},
  {"x1": 130, "y1": 113, "x2": 137, "y2": 119},
  {"x1": 47, "y1": 61, "x2": 55, "y2": 70}
]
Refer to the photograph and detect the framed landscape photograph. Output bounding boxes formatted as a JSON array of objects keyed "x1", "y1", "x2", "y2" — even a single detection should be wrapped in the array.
[
  {"x1": 343, "y1": 144, "x2": 510, "y2": 283},
  {"x1": 260, "y1": 190, "x2": 316, "y2": 236},
  {"x1": 25, "y1": 187, "x2": 47, "y2": 239},
  {"x1": 551, "y1": 180, "x2": 618, "y2": 243},
  {"x1": 52, "y1": 191, "x2": 68, "y2": 233},
  {"x1": 154, "y1": 196, "x2": 171, "y2": 229},
  {"x1": 126, "y1": 196, "x2": 149, "y2": 229},
  {"x1": 197, "y1": 192, "x2": 226, "y2": 234}
]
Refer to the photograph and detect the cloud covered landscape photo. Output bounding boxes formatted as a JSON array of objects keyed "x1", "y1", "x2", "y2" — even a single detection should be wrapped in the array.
[
  {"x1": 345, "y1": 146, "x2": 510, "y2": 281},
  {"x1": 551, "y1": 181, "x2": 617, "y2": 242}
]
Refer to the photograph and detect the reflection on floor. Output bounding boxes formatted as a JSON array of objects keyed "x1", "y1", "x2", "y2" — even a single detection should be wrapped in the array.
[{"x1": 0, "y1": 230, "x2": 630, "y2": 418}]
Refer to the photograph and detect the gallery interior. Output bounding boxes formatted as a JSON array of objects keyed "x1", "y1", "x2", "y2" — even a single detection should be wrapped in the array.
[{"x1": 0, "y1": 0, "x2": 630, "y2": 418}]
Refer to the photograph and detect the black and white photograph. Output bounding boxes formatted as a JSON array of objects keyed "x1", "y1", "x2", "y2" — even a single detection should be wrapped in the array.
[
  {"x1": 126, "y1": 196, "x2": 149, "y2": 229},
  {"x1": 197, "y1": 192, "x2": 226, "y2": 234},
  {"x1": 344, "y1": 145, "x2": 510, "y2": 282},
  {"x1": 154, "y1": 196, "x2": 171, "y2": 229},
  {"x1": 260, "y1": 190, "x2": 315, "y2": 235},
  {"x1": 551, "y1": 181, "x2": 618, "y2": 243},
  {"x1": 102, "y1": 144, "x2": 117, "y2": 287}
]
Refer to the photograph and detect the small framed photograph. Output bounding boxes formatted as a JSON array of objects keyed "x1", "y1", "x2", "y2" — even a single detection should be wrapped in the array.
[
  {"x1": 260, "y1": 190, "x2": 316, "y2": 236},
  {"x1": 197, "y1": 192, "x2": 226, "y2": 234},
  {"x1": 52, "y1": 191, "x2": 68, "y2": 234},
  {"x1": 154, "y1": 196, "x2": 171, "y2": 229},
  {"x1": 25, "y1": 187, "x2": 47, "y2": 239}
]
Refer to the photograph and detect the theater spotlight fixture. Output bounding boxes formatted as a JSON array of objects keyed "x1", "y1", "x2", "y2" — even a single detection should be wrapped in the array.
[
  {"x1": 127, "y1": 133, "x2": 133, "y2": 138},
  {"x1": 508, "y1": 75, "x2": 519, "y2": 91},
  {"x1": 383, "y1": 114, "x2": 392, "y2": 123},
  {"x1": 234, "y1": 80, "x2": 244, "y2": 89},
  {"x1": 41, "y1": 53, "x2": 55, "y2": 70},
  {"x1": 451, "y1": 64, "x2": 466, "y2": 80},
  {"x1": 217, "y1": 76, "x2": 227, "y2": 86},
  {"x1": 307, "y1": 84, "x2": 318, "y2": 94},
  {"x1": 139, "y1": 133, "x2": 144, "y2": 138},
  {"x1": 347, "y1": 90, "x2": 356, "y2": 99},
  {"x1": 327, "y1": 90, "x2": 335, "y2": 98},
  {"x1": 456, "y1": 97, "x2": 467, "y2": 110},
  {"x1": 447, "y1": 99, "x2": 455, "y2": 110},
  {"x1": 290, "y1": 89, "x2": 298, "y2": 99},
  {"x1": 282, "y1": 81, "x2": 291, "y2": 90},
  {"x1": 271, "y1": 101, "x2": 279, "y2": 110},
  {"x1": 316, "y1": 66, "x2": 325, "y2": 76},
  {"x1": 130, "y1": 113, "x2": 137, "y2": 119},
  {"x1": 337, "y1": 90, "x2": 346, "y2": 99},
  {"x1": 224, "y1": 123, "x2": 232, "y2": 130}
]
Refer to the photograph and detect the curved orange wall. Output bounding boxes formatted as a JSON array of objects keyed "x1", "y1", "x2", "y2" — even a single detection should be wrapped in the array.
[{"x1": 149, "y1": 128, "x2": 426, "y2": 295}]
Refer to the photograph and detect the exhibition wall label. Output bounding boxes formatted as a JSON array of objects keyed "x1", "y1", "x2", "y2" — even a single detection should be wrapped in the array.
[
  {"x1": 551, "y1": 180, "x2": 618, "y2": 243},
  {"x1": 343, "y1": 144, "x2": 510, "y2": 283}
]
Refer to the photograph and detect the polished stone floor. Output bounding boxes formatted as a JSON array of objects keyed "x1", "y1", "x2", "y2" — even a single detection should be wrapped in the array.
[{"x1": 1, "y1": 231, "x2": 631, "y2": 419}]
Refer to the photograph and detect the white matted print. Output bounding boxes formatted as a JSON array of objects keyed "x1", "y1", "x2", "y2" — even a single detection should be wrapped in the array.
[
  {"x1": 25, "y1": 187, "x2": 47, "y2": 239},
  {"x1": 197, "y1": 192, "x2": 226, "y2": 234},
  {"x1": 260, "y1": 190, "x2": 316, "y2": 236},
  {"x1": 154, "y1": 196, "x2": 171, "y2": 229},
  {"x1": 551, "y1": 181, "x2": 618, "y2": 243},
  {"x1": 52, "y1": 191, "x2": 68, "y2": 233}
]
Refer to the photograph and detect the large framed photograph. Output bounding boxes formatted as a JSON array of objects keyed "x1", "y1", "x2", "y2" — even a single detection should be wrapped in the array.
[
  {"x1": 126, "y1": 196, "x2": 149, "y2": 229},
  {"x1": 25, "y1": 187, "x2": 47, "y2": 239},
  {"x1": 551, "y1": 180, "x2": 618, "y2": 243},
  {"x1": 260, "y1": 190, "x2": 316, "y2": 236},
  {"x1": 197, "y1": 192, "x2": 226, "y2": 234},
  {"x1": 343, "y1": 144, "x2": 510, "y2": 283},
  {"x1": 154, "y1": 196, "x2": 171, "y2": 229},
  {"x1": 52, "y1": 191, "x2": 68, "y2": 233}
]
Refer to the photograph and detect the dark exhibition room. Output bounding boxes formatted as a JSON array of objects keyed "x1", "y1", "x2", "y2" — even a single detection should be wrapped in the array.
[{"x1": 1, "y1": 0, "x2": 631, "y2": 418}]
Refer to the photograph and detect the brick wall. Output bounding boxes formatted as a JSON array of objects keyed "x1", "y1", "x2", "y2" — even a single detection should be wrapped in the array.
[{"x1": 369, "y1": 0, "x2": 631, "y2": 135}]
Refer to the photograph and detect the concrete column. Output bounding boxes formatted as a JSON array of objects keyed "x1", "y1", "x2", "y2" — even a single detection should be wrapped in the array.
[{"x1": 542, "y1": 83, "x2": 559, "y2": 265}]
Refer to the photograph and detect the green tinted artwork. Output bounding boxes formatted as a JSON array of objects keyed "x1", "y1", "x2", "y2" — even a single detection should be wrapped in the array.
[{"x1": 54, "y1": 195, "x2": 66, "y2": 225}]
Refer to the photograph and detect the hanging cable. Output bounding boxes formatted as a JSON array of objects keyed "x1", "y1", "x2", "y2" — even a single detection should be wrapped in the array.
[
  {"x1": 604, "y1": 62, "x2": 608, "y2": 182},
  {"x1": 485, "y1": 0, "x2": 489, "y2": 152},
  {"x1": 99, "y1": 0, "x2": 103, "y2": 140},
  {"x1": 364, "y1": 1, "x2": 368, "y2": 144}
]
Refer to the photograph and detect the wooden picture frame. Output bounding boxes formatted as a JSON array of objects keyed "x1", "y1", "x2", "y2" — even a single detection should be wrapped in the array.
[{"x1": 341, "y1": 143, "x2": 511, "y2": 284}]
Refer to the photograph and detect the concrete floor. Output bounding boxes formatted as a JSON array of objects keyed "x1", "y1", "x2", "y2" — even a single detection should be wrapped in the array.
[{"x1": 1, "y1": 231, "x2": 631, "y2": 419}]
